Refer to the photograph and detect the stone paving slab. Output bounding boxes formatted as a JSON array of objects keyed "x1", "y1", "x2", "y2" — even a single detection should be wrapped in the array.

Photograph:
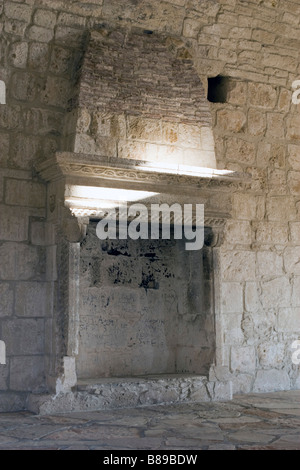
[{"x1": 0, "y1": 391, "x2": 299, "y2": 450}]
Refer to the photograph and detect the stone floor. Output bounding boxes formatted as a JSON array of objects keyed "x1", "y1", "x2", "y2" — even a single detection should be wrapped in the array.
[{"x1": 0, "y1": 391, "x2": 299, "y2": 450}]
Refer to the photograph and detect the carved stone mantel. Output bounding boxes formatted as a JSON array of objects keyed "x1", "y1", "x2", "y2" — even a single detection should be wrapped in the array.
[{"x1": 37, "y1": 151, "x2": 250, "y2": 244}]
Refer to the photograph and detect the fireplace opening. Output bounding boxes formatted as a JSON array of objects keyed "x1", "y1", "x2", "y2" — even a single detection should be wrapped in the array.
[{"x1": 76, "y1": 221, "x2": 215, "y2": 380}]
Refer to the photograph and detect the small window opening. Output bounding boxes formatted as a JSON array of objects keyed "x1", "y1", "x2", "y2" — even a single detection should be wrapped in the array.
[{"x1": 207, "y1": 75, "x2": 229, "y2": 103}]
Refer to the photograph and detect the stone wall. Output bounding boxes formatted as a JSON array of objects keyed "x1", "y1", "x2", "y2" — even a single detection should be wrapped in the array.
[{"x1": 0, "y1": 0, "x2": 299, "y2": 410}]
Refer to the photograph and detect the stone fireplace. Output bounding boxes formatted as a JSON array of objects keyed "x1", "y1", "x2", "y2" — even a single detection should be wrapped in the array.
[{"x1": 29, "y1": 27, "x2": 249, "y2": 414}]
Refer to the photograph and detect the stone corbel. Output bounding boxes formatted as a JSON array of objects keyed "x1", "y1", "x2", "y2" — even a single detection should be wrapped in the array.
[{"x1": 62, "y1": 214, "x2": 88, "y2": 244}]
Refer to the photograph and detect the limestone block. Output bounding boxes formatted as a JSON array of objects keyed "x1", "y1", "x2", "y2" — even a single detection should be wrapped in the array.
[
  {"x1": 10, "y1": 133, "x2": 41, "y2": 170},
  {"x1": 102, "y1": 0, "x2": 185, "y2": 35},
  {"x1": 268, "y1": 168, "x2": 286, "y2": 195},
  {"x1": 230, "y1": 346, "x2": 256, "y2": 373},
  {"x1": 287, "y1": 171, "x2": 300, "y2": 195},
  {"x1": 0, "y1": 133, "x2": 9, "y2": 167},
  {"x1": 221, "y1": 251, "x2": 256, "y2": 281},
  {"x1": 207, "y1": 381, "x2": 232, "y2": 401},
  {"x1": 4, "y1": 19, "x2": 27, "y2": 37},
  {"x1": 27, "y1": 26, "x2": 54, "y2": 43},
  {"x1": 286, "y1": 114, "x2": 300, "y2": 140},
  {"x1": 34, "y1": 9, "x2": 57, "y2": 28},
  {"x1": 209, "y1": 366, "x2": 232, "y2": 383},
  {"x1": 23, "y1": 108, "x2": 64, "y2": 136},
  {"x1": 183, "y1": 18, "x2": 201, "y2": 38},
  {"x1": 266, "y1": 113, "x2": 285, "y2": 140},
  {"x1": 226, "y1": 137, "x2": 256, "y2": 164},
  {"x1": 15, "y1": 282, "x2": 51, "y2": 318},
  {"x1": 0, "y1": 361, "x2": 8, "y2": 391},
  {"x1": 41, "y1": 76, "x2": 70, "y2": 108},
  {"x1": 0, "y1": 205, "x2": 28, "y2": 241},
  {"x1": 161, "y1": 121, "x2": 179, "y2": 145},
  {"x1": 11, "y1": 72, "x2": 42, "y2": 103},
  {"x1": 292, "y1": 276, "x2": 300, "y2": 306},
  {"x1": 278, "y1": 88, "x2": 291, "y2": 112},
  {"x1": 74, "y1": 133, "x2": 96, "y2": 154},
  {"x1": 278, "y1": 308, "x2": 300, "y2": 332},
  {"x1": 0, "y1": 283, "x2": 13, "y2": 318},
  {"x1": 253, "y1": 369, "x2": 290, "y2": 393},
  {"x1": 217, "y1": 109, "x2": 246, "y2": 133},
  {"x1": 232, "y1": 193, "x2": 259, "y2": 221},
  {"x1": 178, "y1": 124, "x2": 201, "y2": 149},
  {"x1": 257, "y1": 251, "x2": 283, "y2": 277},
  {"x1": 223, "y1": 314, "x2": 244, "y2": 344},
  {"x1": 266, "y1": 197, "x2": 297, "y2": 222},
  {"x1": 224, "y1": 220, "x2": 252, "y2": 245},
  {"x1": 245, "y1": 282, "x2": 262, "y2": 313},
  {"x1": 231, "y1": 374, "x2": 254, "y2": 394},
  {"x1": 30, "y1": 221, "x2": 55, "y2": 246},
  {"x1": 4, "y1": 2, "x2": 32, "y2": 22},
  {"x1": 270, "y1": 143, "x2": 286, "y2": 169},
  {"x1": 263, "y1": 52, "x2": 297, "y2": 72},
  {"x1": 288, "y1": 145, "x2": 300, "y2": 171},
  {"x1": 58, "y1": 12, "x2": 86, "y2": 28},
  {"x1": 55, "y1": 26, "x2": 86, "y2": 46},
  {"x1": 284, "y1": 247, "x2": 300, "y2": 275},
  {"x1": 252, "y1": 29, "x2": 276, "y2": 44},
  {"x1": 261, "y1": 277, "x2": 291, "y2": 309},
  {"x1": 249, "y1": 83, "x2": 277, "y2": 108},
  {"x1": 183, "y1": 148, "x2": 214, "y2": 167},
  {"x1": 255, "y1": 222, "x2": 289, "y2": 245},
  {"x1": 9, "y1": 42, "x2": 28, "y2": 68},
  {"x1": 28, "y1": 43, "x2": 50, "y2": 72},
  {"x1": 200, "y1": 126, "x2": 215, "y2": 152},
  {"x1": 118, "y1": 140, "x2": 147, "y2": 161},
  {"x1": 0, "y1": 243, "x2": 45, "y2": 281},
  {"x1": 226, "y1": 80, "x2": 247, "y2": 106},
  {"x1": 49, "y1": 46, "x2": 77, "y2": 76},
  {"x1": 248, "y1": 108, "x2": 266, "y2": 136},
  {"x1": 2, "y1": 319, "x2": 44, "y2": 355},
  {"x1": 222, "y1": 282, "x2": 243, "y2": 313},
  {"x1": 10, "y1": 356, "x2": 45, "y2": 392},
  {"x1": 128, "y1": 117, "x2": 162, "y2": 143},
  {"x1": 5, "y1": 179, "x2": 46, "y2": 208},
  {"x1": 257, "y1": 342, "x2": 285, "y2": 368},
  {"x1": 0, "y1": 393, "x2": 26, "y2": 413}
]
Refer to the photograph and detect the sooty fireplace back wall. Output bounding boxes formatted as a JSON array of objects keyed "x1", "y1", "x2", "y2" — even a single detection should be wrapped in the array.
[{"x1": 77, "y1": 223, "x2": 215, "y2": 379}]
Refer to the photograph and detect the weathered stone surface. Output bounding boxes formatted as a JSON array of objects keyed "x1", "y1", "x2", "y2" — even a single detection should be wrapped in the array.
[
  {"x1": 231, "y1": 347, "x2": 256, "y2": 374},
  {"x1": 253, "y1": 370, "x2": 290, "y2": 393},
  {"x1": 15, "y1": 282, "x2": 51, "y2": 318},
  {"x1": 0, "y1": 283, "x2": 13, "y2": 318},
  {"x1": 10, "y1": 356, "x2": 45, "y2": 392},
  {"x1": 257, "y1": 342, "x2": 285, "y2": 369},
  {"x1": 278, "y1": 308, "x2": 300, "y2": 333},
  {"x1": 221, "y1": 282, "x2": 243, "y2": 314},
  {"x1": 2, "y1": 319, "x2": 44, "y2": 355},
  {"x1": 260, "y1": 277, "x2": 291, "y2": 309},
  {"x1": 284, "y1": 247, "x2": 300, "y2": 275},
  {"x1": 221, "y1": 251, "x2": 256, "y2": 282}
]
